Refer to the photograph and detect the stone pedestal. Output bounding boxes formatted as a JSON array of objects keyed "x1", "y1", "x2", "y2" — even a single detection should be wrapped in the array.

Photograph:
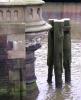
[
  {"x1": 25, "y1": 43, "x2": 41, "y2": 84},
  {"x1": 0, "y1": 35, "x2": 9, "y2": 96},
  {"x1": 24, "y1": 44, "x2": 41, "y2": 94},
  {"x1": 0, "y1": 0, "x2": 51, "y2": 98}
]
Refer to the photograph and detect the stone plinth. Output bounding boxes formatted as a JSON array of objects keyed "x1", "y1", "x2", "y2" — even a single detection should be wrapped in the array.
[{"x1": 0, "y1": 0, "x2": 51, "y2": 97}]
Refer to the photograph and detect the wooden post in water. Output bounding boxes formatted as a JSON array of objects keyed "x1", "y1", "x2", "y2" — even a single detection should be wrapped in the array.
[
  {"x1": 47, "y1": 19, "x2": 64, "y2": 88},
  {"x1": 47, "y1": 19, "x2": 54, "y2": 83},
  {"x1": 53, "y1": 19, "x2": 64, "y2": 88},
  {"x1": 63, "y1": 18, "x2": 71, "y2": 84}
]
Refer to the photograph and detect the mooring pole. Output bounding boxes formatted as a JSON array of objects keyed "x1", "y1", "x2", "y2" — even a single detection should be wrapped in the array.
[
  {"x1": 47, "y1": 19, "x2": 54, "y2": 83},
  {"x1": 47, "y1": 19, "x2": 64, "y2": 88},
  {"x1": 63, "y1": 18, "x2": 71, "y2": 84},
  {"x1": 53, "y1": 19, "x2": 64, "y2": 88}
]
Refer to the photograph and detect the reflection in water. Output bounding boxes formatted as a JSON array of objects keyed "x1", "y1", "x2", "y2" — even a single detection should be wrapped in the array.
[
  {"x1": 53, "y1": 89, "x2": 64, "y2": 100},
  {"x1": 62, "y1": 84, "x2": 72, "y2": 100}
]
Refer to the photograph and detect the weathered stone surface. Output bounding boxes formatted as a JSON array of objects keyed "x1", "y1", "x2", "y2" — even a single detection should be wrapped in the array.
[
  {"x1": 25, "y1": 52, "x2": 36, "y2": 83},
  {"x1": 0, "y1": 0, "x2": 51, "y2": 95},
  {"x1": 0, "y1": 0, "x2": 51, "y2": 33},
  {"x1": 0, "y1": 23, "x2": 25, "y2": 35},
  {"x1": 7, "y1": 27, "x2": 26, "y2": 59},
  {"x1": 0, "y1": 0, "x2": 45, "y2": 5},
  {"x1": 0, "y1": 34, "x2": 8, "y2": 59},
  {"x1": 0, "y1": 60, "x2": 9, "y2": 92}
]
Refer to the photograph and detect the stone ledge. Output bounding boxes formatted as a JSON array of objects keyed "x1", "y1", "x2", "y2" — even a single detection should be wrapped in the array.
[{"x1": 0, "y1": 23, "x2": 25, "y2": 35}]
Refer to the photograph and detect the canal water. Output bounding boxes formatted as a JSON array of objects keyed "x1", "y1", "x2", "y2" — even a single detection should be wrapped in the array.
[
  {"x1": 35, "y1": 37, "x2": 81, "y2": 100},
  {"x1": 34, "y1": 3, "x2": 81, "y2": 100},
  {"x1": 0, "y1": 2, "x2": 81, "y2": 100}
]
